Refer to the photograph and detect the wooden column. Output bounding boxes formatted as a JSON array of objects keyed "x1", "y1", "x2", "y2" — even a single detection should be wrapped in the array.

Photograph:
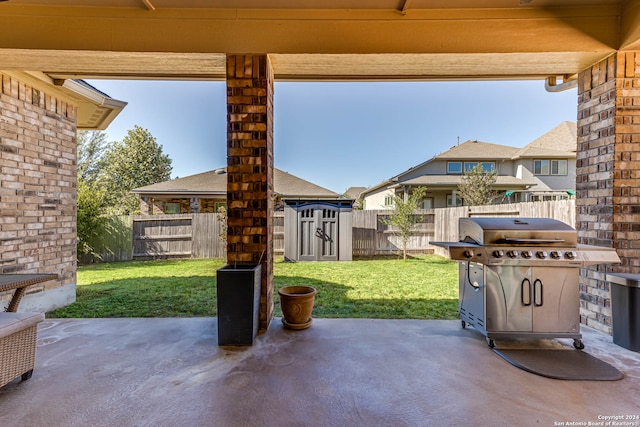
[
  {"x1": 576, "y1": 51, "x2": 640, "y2": 334},
  {"x1": 226, "y1": 54, "x2": 274, "y2": 330}
]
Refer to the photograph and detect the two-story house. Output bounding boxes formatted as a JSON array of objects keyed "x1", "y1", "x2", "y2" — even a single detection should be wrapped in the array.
[{"x1": 361, "y1": 121, "x2": 576, "y2": 209}]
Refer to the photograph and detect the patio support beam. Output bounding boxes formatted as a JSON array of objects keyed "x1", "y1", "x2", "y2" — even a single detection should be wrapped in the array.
[
  {"x1": 576, "y1": 51, "x2": 640, "y2": 334},
  {"x1": 226, "y1": 54, "x2": 275, "y2": 331}
]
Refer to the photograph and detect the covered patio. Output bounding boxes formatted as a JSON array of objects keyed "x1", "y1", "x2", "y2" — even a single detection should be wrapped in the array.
[
  {"x1": 0, "y1": 318, "x2": 639, "y2": 426},
  {"x1": 1, "y1": 0, "x2": 639, "y2": 333},
  {"x1": 1, "y1": 2, "x2": 640, "y2": 424}
]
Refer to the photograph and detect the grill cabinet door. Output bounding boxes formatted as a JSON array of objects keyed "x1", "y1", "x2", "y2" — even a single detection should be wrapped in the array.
[
  {"x1": 530, "y1": 267, "x2": 580, "y2": 334},
  {"x1": 485, "y1": 266, "x2": 533, "y2": 332}
]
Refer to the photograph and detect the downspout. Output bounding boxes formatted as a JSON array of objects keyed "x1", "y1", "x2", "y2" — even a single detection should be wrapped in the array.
[{"x1": 545, "y1": 76, "x2": 577, "y2": 92}]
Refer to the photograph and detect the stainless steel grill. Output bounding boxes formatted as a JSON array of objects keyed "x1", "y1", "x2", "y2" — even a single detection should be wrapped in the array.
[{"x1": 433, "y1": 217, "x2": 620, "y2": 349}]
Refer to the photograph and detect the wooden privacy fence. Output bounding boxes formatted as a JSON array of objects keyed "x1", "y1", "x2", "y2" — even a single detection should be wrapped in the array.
[
  {"x1": 79, "y1": 215, "x2": 133, "y2": 264},
  {"x1": 351, "y1": 209, "x2": 434, "y2": 257},
  {"x1": 131, "y1": 213, "x2": 284, "y2": 260},
  {"x1": 84, "y1": 199, "x2": 576, "y2": 262}
]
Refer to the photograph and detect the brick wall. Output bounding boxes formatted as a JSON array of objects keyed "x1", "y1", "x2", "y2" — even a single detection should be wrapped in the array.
[
  {"x1": 577, "y1": 52, "x2": 640, "y2": 333},
  {"x1": 0, "y1": 72, "x2": 77, "y2": 311},
  {"x1": 226, "y1": 54, "x2": 275, "y2": 330}
]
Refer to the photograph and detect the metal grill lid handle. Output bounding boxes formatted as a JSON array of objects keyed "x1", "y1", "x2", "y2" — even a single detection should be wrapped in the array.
[{"x1": 498, "y1": 237, "x2": 565, "y2": 244}]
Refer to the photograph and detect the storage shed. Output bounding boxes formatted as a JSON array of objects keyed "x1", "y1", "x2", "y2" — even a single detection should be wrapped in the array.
[{"x1": 284, "y1": 199, "x2": 353, "y2": 262}]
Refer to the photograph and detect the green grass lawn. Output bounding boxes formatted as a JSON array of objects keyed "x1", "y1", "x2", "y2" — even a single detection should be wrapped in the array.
[{"x1": 47, "y1": 255, "x2": 459, "y2": 319}]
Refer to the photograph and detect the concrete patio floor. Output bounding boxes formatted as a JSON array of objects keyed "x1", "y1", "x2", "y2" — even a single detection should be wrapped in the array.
[{"x1": 1, "y1": 318, "x2": 639, "y2": 427}]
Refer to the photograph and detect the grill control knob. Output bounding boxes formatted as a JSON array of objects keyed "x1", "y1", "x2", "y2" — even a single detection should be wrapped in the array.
[
  {"x1": 507, "y1": 250, "x2": 518, "y2": 258},
  {"x1": 492, "y1": 250, "x2": 504, "y2": 258},
  {"x1": 463, "y1": 250, "x2": 474, "y2": 259},
  {"x1": 536, "y1": 251, "x2": 548, "y2": 259},
  {"x1": 521, "y1": 250, "x2": 533, "y2": 259},
  {"x1": 565, "y1": 251, "x2": 577, "y2": 260},
  {"x1": 550, "y1": 251, "x2": 561, "y2": 259}
]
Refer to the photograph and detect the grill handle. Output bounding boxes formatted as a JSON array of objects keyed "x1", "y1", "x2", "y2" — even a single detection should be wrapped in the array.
[
  {"x1": 534, "y1": 279, "x2": 544, "y2": 307},
  {"x1": 521, "y1": 278, "x2": 532, "y2": 306},
  {"x1": 498, "y1": 238, "x2": 565, "y2": 244}
]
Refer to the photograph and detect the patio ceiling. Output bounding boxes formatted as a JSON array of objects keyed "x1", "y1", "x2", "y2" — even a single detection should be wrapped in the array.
[{"x1": 0, "y1": 0, "x2": 638, "y2": 81}]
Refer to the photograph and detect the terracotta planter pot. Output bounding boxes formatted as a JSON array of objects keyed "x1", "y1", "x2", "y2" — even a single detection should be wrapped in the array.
[{"x1": 278, "y1": 286, "x2": 317, "y2": 330}]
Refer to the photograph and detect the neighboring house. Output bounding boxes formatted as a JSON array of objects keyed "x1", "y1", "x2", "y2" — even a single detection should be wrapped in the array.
[
  {"x1": 132, "y1": 167, "x2": 340, "y2": 214},
  {"x1": 344, "y1": 186, "x2": 367, "y2": 209},
  {"x1": 361, "y1": 121, "x2": 577, "y2": 209}
]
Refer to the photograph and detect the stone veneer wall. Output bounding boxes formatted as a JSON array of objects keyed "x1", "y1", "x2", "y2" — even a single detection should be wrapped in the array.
[
  {"x1": 226, "y1": 55, "x2": 275, "y2": 330},
  {"x1": 576, "y1": 52, "x2": 640, "y2": 334},
  {"x1": 0, "y1": 72, "x2": 77, "y2": 312}
]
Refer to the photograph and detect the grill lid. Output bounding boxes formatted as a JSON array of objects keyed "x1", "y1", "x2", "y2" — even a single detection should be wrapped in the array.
[{"x1": 459, "y1": 217, "x2": 577, "y2": 247}]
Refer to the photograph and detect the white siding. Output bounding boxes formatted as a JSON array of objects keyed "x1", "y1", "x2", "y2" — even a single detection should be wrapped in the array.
[{"x1": 363, "y1": 187, "x2": 395, "y2": 210}]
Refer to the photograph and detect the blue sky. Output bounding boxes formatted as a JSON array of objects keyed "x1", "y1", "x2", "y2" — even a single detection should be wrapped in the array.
[{"x1": 88, "y1": 79, "x2": 578, "y2": 194}]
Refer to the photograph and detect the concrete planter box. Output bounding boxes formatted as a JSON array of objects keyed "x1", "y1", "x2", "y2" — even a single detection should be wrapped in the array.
[{"x1": 216, "y1": 264, "x2": 261, "y2": 346}]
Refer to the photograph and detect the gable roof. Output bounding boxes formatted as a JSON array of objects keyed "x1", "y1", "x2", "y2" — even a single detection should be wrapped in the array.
[
  {"x1": 512, "y1": 121, "x2": 576, "y2": 159},
  {"x1": 344, "y1": 186, "x2": 367, "y2": 199},
  {"x1": 132, "y1": 167, "x2": 339, "y2": 199},
  {"x1": 435, "y1": 140, "x2": 521, "y2": 160}
]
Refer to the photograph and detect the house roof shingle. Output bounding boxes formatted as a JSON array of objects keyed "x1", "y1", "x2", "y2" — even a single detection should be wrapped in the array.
[
  {"x1": 434, "y1": 140, "x2": 521, "y2": 160},
  {"x1": 512, "y1": 121, "x2": 577, "y2": 159},
  {"x1": 132, "y1": 167, "x2": 339, "y2": 199}
]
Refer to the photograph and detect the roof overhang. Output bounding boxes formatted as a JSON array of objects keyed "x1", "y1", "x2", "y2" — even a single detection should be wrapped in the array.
[
  {"x1": 53, "y1": 79, "x2": 127, "y2": 130},
  {"x1": 0, "y1": 0, "x2": 637, "y2": 82},
  {"x1": 5, "y1": 71, "x2": 126, "y2": 129},
  {"x1": 130, "y1": 190, "x2": 226, "y2": 197}
]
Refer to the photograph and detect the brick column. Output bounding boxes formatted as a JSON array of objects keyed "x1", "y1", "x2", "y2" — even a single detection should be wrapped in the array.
[
  {"x1": 576, "y1": 52, "x2": 640, "y2": 334},
  {"x1": 226, "y1": 54, "x2": 274, "y2": 330}
]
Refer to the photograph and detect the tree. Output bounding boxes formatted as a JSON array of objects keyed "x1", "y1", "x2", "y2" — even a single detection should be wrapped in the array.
[
  {"x1": 77, "y1": 178, "x2": 108, "y2": 260},
  {"x1": 76, "y1": 131, "x2": 109, "y2": 260},
  {"x1": 457, "y1": 164, "x2": 498, "y2": 206},
  {"x1": 98, "y1": 126, "x2": 173, "y2": 214},
  {"x1": 77, "y1": 130, "x2": 108, "y2": 183},
  {"x1": 380, "y1": 186, "x2": 428, "y2": 260}
]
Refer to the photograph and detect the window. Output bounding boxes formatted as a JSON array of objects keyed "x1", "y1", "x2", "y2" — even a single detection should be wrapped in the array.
[
  {"x1": 384, "y1": 195, "x2": 394, "y2": 206},
  {"x1": 447, "y1": 162, "x2": 462, "y2": 174},
  {"x1": 422, "y1": 198, "x2": 433, "y2": 210},
  {"x1": 447, "y1": 194, "x2": 463, "y2": 207},
  {"x1": 551, "y1": 160, "x2": 567, "y2": 175},
  {"x1": 481, "y1": 162, "x2": 495, "y2": 173},
  {"x1": 534, "y1": 159, "x2": 567, "y2": 176},
  {"x1": 165, "y1": 203, "x2": 181, "y2": 214},
  {"x1": 463, "y1": 161, "x2": 495, "y2": 172},
  {"x1": 215, "y1": 202, "x2": 227, "y2": 213}
]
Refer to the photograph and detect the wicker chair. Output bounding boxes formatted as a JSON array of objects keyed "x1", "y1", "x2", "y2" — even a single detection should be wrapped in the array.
[{"x1": 0, "y1": 312, "x2": 45, "y2": 388}]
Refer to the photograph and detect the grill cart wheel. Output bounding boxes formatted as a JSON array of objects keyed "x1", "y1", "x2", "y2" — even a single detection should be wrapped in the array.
[
  {"x1": 486, "y1": 337, "x2": 495, "y2": 348},
  {"x1": 461, "y1": 320, "x2": 466, "y2": 329},
  {"x1": 573, "y1": 339, "x2": 585, "y2": 350}
]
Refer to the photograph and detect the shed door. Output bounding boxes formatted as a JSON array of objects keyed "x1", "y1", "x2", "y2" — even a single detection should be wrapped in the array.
[{"x1": 297, "y1": 204, "x2": 339, "y2": 261}]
